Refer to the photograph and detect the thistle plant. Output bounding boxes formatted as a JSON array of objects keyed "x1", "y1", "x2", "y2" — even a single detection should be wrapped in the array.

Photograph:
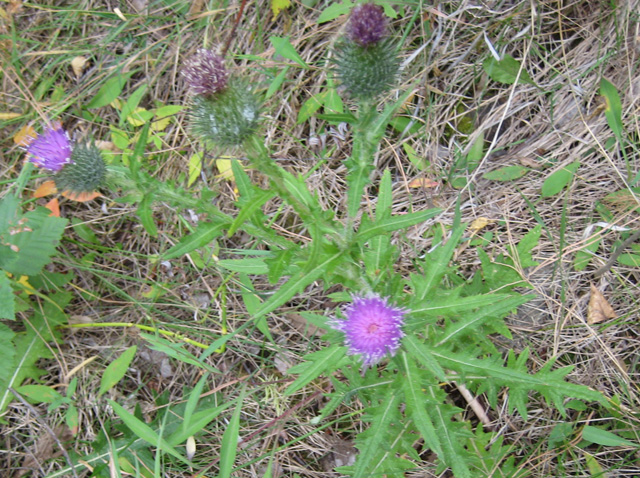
[
  {"x1": 26, "y1": 124, "x2": 106, "y2": 195},
  {"x1": 182, "y1": 49, "x2": 260, "y2": 148}
]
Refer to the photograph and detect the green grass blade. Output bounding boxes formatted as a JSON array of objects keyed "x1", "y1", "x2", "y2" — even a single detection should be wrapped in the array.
[
  {"x1": 218, "y1": 388, "x2": 246, "y2": 478},
  {"x1": 108, "y1": 399, "x2": 190, "y2": 465}
]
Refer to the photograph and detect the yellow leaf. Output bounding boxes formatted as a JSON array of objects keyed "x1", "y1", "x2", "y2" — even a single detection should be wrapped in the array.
[
  {"x1": 17, "y1": 275, "x2": 36, "y2": 295},
  {"x1": 469, "y1": 217, "x2": 493, "y2": 235},
  {"x1": 271, "y1": 0, "x2": 291, "y2": 20},
  {"x1": 188, "y1": 152, "x2": 203, "y2": 187},
  {"x1": 70, "y1": 56, "x2": 87, "y2": 77},
  {"x1": 14, "y1": 124, "x2": 35, "y2": 146},
  {"x1": 215, "y1": 157, "x2": 234, "y2": 180},
  {"x1": 151, "y1": 115, "x2": 171, "y2": 132},
  {"x1": 0, "y1": 112, "x2": 21, "y2": 120},
  {"x1": 127, "y1": 107, "x2": 149, "y2": 127}
]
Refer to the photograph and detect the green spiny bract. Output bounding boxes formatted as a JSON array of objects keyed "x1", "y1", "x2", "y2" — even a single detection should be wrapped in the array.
[
  {"x1": 54, "y1": 142, "x2": 106, "y2": 194},
  {"x1": 189, "y1": 80, "x2": 261, "y2": 147},
  {"x1": 333, "y1": 38, "x2": 400, "y2": 101}
]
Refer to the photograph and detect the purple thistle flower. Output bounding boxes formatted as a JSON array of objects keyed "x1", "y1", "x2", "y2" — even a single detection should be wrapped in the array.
[
  {"x1": 331, "y1": 294, "x2": 406, "y2": 368},
  {"x1": 181, "y1": 49, "x2": 229, "y2": 96},
  {"x1": 347, "y1": 3, "x2": 388, "y2": 47},
  {"x1": 26, "y1": 124, "x2": 73, "y2": 172}
]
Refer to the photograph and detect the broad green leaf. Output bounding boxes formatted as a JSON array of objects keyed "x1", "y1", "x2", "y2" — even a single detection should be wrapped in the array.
[
  {"x1": 0, "y1": 324, "x2": 16, "y2": 389},
  {"x1": 541, "y1": 161, "x2": 580, "y2": 197},
  {"x1": 600, "y1": 78, "x2": 623, "y2": 139},
  {"x1": 0, "y1": 293, "x2": 70, "y2": 414},
  {"x1": 376, "y1": 169, "x2": 392, "y2": 221},
  {"x1": 108, "y1": 399, "x2": 190, "y2": 465},
  {"x1": 269, "y1": 36, "x2": 308, "y2": 69},
  {"x1": 120, "y1": 84, "x2": 148, "y2": 126},
  {"x1": 582, "y1": 425, "x2": 639, "y2": 448},
  {"x1": 218, "y1": 390, "x2": 246, "y2": 478},
  {"x1": 324, "y1": 87, "x2": 344, "y2": 114},
  {"x1": 0, "y1": 274, "x2": 15, "y2": 320},
  {"x1": 266, "y1": 66, "x2": 289, "y2": 99},
  {"x1": 86, "y1": 71, "x2": 135, "y2": 109},
  {"x1": 16, "y1": 384, "x2": 62, "y2": 403},
  {"x1": 297, "y1": 91, "x2": 327, "y2": 124},
  {"x1": 317, "y1": 0, "x2": 353, "y2": 23},
  {"x1": 617, "y1": 253, "x2": 640, "y2": 267},
  {"x1": 162, "y1": 223, "x2": 225, "y2": 261},
  {"x1": 483, "y1": 55, "x2": 536, "y2": 86},
  {"x1": 285, "y1": 345, "x2": 346, "y2": 395},
  {"x1": 271, "y1": 0, "x2": 291, "y2": 18},
  {"x1": 0, "y1": 206, "x2": 68, "y2": 276},
  {"x1": 99, "y1": 346, "x2": 137, "y2": 397},
  {"x1": 483, "y1": 165, "x2": 529, "y2": 181}
]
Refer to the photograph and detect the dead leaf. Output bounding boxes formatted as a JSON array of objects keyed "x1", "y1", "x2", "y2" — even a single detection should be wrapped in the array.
[
  {"x1": 45, "y1": 197, "x2": 60, "y2": 217},
  {"x1": 408, "y1": 177, "x2": 439, "y2": 189},
  {"x1": 70, "y1": 56, "x2": 88, "y2": 78},
  {"x1": 33, "y1": 180, "x2": 58, "y2": 198},
  {"x1": 14, "y1": 124, "x2": 36, "y2": 146},
  {"x1": 469, "y1": 217, "x2": 493, "y2": 235},
  {"x1": 61, "y1": 190, "x2": 102, "y2": 202},
  {"x1": 587, "y1": 284, "x2": 616, "y2": 324}
]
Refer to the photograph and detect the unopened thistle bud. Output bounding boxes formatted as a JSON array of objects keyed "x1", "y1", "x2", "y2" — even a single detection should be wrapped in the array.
[
  {"x1": 54, "y1": 142, "x2": 106, "y2": 195},
  {"x1": 333, "y1": 3, "x2": 399, "y2": 101},
  {"x1": 182, "y1": 49, "x2": 260, "y2": 147}
]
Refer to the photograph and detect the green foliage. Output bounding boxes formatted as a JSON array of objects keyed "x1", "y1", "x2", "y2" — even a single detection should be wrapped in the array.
[
  {"x1": 483, "y1": 54, "x2": 536, "y2": 86},
  {"x1": 99, "y1": 346, "x2": 138, "y2": 397}
]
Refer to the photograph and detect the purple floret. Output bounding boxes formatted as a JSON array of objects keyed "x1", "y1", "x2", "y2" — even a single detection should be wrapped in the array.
[
  {"x1": 347, "y1": 3, "x2": 388, "y2": 47},
  {"x1": 331, "y1": 294, "x2": 406, "y2": 368},
  {"x1": 181, "y1": 49, "x2": 229, "y2": 96},
  {"x1": 27, "y1": 125, "x2": 73, "y2": 172}
]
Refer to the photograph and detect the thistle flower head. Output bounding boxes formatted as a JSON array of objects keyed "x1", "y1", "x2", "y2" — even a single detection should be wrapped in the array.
[
  {"x1": 347, "y1": 3, "x2": 388, "y2": 46},
  {"x1": 189, "y1": 79, "x2": 261, "y2": 147},
  {"x1": 26, "y1": 124, "x2": 72, "y2": 172},
  {"x1": 181, "y1": 49, "x2": 229, "y2": 96},
  {"x1": 53, "y1": 142, "x2": 106, "y2": 195},
  {"x1": 331, "y1": 294, "x2": 406, "y2": 368}
]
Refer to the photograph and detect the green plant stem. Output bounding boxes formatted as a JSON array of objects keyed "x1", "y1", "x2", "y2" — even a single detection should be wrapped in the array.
[
  {"x1": 61, "y1": 322, "x2": 211, "y2": 349},
  {"x1": 13, "y1": 162, "x2": 35, "y2": 197},
  {"x1": 244, "y1": 135, "x2": 345, "y2": 247},
  {"x1": 345, "y1": 102, "x2": 378, "y2": 242}
]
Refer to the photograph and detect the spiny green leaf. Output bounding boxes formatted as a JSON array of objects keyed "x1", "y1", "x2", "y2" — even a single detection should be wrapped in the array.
[{"x1": 285, "y1": 345, "x2": 347, "y2": 396}]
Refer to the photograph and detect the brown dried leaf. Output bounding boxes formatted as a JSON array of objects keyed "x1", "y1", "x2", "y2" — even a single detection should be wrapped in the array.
[
  {"x1": 587, "y1": 284, "x2": 616, "y2": 324},
  {"x1": 70, "y1": 56, "x2": 88, "y2": 78},
  {"x1": 408, "y1": 177, "x2": 439, "y2": 189}
]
